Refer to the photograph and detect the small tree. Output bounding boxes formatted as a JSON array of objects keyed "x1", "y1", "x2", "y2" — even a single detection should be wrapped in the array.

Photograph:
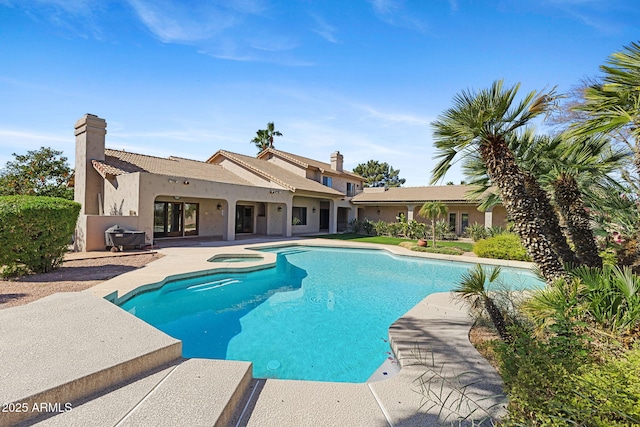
[
  {"x1": 419, "y1": 201, "x2": 448, "y2": 248},
  {"x1": 0, "y1": 147, "x2": 73, "y2": 199},
  {"x1": 353, "y1": 160, "x2": 406, "y2": 188},
  {"x1": 454, "y1": 264, "x2": 510, "y2": 342},
  {"x1": 251, "y1": 122, "x2": 282, "y2": 153}
]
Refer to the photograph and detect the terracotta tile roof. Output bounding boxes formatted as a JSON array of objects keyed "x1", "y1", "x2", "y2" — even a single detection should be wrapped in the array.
[
  {"x1": 92, "y1": 149, "x2": 253, "y2": 186},
  {"x1": 257, "y1": 148, "x2": 363, "y2": 180},
  {"x1": 351, "y1": 185, "x2": 485, "y2": 204},
  {"x1": 211, "y1": 150, "x2": 345, "y2": 196}
]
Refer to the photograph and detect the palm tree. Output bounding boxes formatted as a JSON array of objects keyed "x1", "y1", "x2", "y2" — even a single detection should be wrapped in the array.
[
  {"x1": 462, "y1": 129, "x2": 580, "y2": 267},
  {"x1": 251, "y1": 122, "x2": 283, "y2": 153},
  {"x1": 546, "y1": 135, "x2": 629, "y2": 268},
  {"x1": 418, "y1": 201, "x2": 448, "y2": 248},
  {"x1": 431, "y1": 80, "x2": 567, "y2": 283},
  {"x1": 454, "y1": 264, "x2": 510, "y2": 341},
  {"x1": 463, "y1": 130, "x2": 628, "y2": 268},
  {"x1": 572, "y1": 41, "x2": 640, "y2": 177}
]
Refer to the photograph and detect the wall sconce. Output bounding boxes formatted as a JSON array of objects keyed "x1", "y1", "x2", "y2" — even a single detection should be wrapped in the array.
[
  {"x1": 312, "y1": 207, "x2": 316, "y2": 213},
  {"x1": 277, "y1": 206, "x2": 282, "y2": 212},
  {"x1": 377, "y1": 208, "x2": 381, "y2": 215},
  {"x1": 269, "y1": 190, "x2": 281, "y2": 194},
  {"x1": 174, "y1": 196, "x2": 181, "y2": 200},
  {"x1": 183, "y1": 180, "x2": 190, "y2": 185},
  {"x1": 168, "y1": 178, "x2": 177, "y2": 183},
  {"x1": 216, "y1": 203, "x2": 222, "y2": 210}
]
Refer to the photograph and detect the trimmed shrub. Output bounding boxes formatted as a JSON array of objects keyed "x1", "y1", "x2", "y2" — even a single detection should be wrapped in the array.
[
  {"x1": 473, "y1": 233, "x2": 530, "y2": 261},
  {"x1": 0, "y1": 196, "x2": 80, "y2": 277}
]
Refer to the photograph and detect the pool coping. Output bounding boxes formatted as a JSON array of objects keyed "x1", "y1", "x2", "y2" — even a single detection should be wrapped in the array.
[{"x1": 11, "y1": 238, "x2": 530, "y2": 425}]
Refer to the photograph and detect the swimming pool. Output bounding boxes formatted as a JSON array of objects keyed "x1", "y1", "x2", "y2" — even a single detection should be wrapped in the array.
[{"x1": 119, "y1": 245, "x2": 542, "y2": 382}]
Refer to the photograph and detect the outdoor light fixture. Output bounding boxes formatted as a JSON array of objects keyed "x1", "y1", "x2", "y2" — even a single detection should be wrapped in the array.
[
  {"x1": 183, "y1": 180, "x2": 190, "y2": 185},
  {"x1": 277, "y1": 206, "x2": 282, "y2": 212},
  {"x1": 312, "y1": 207, "x2": 316, "y2": 213},
  {"x1": 168, "y1": 178, "x2": 177, "y2": 183},
  {"x1": 377, "y1": 208, "x2": 381, "y2": 215},
  {"x1": 270, "y1": 189, "x2": 282, "y2": 194},
  {"x1": 216, "y1": 203, "x2": 222, "y2": 210},
  {"x1": 173, "y1": 196, "x2": 181, "y2": 200}
]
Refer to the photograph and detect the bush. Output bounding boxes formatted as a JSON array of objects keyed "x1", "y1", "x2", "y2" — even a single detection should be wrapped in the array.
[
  {"x1": 474, "y1": 233, "x2": 530, "y2": 261},
  {"x1": 0, "y1": 196, "x2": 80, "y2": 277},
  {"x1": 398, "y1": 241, "x2": 464, "y2": 255}
]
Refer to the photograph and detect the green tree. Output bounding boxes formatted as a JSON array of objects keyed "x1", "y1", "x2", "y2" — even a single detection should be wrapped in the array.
[
  {"x1": 431, "y1": 80, "x2": 566, "y2": 284},
  {"x1": 251, "y1": 121, "x2": 282, "y2": 153},
  {"x1": 418, "y1": 201, "x2": 448, "y2": 248},
  {"x1": 352, "y1": 160, "x2": 406, "y2": 188},
  {"x1": 0, "y1": 147, "x2": 73, "y2": 199}
]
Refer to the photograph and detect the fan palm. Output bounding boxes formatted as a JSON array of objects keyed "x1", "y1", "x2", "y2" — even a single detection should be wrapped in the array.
[
  {"x1": 463, "y1": 130, "x2": 629, "y2": 268},
  {"x1": 251, "y1": 122, "x2": 283, "y2": 153},
  {"x1": 418, "y1": 201, "x2": 448, "y2": 248},
  {"x1": 454, "y1": 264, "x2": 510, "y2": 341},
  {"x1": 431, "y1": 80, "x2": 566, "y2": 283},
  {"x1": 572, "y1": 41, "x2": 640, "y2": 176}
]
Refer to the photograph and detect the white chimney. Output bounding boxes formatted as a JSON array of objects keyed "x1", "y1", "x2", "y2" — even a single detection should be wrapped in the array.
[{"x1": 330, "y1": 151, "x2": 343, "y2": 172}]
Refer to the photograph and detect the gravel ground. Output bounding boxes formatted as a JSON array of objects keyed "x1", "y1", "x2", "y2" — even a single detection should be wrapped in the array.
[{"x1": 0, "y1": 253, "x2": 162, "y2": 309}]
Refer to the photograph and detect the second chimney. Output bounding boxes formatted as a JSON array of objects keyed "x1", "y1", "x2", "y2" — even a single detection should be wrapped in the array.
[{"x1": 330, "y1": 151, "x2": 343, "y2": 172}]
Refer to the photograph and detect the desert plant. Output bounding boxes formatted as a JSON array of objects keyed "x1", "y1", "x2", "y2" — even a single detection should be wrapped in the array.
[
  {"x1": 0, "y1": 195, "x2": 80, "y2": 276},
  {"x1": 466, "y1": 223, "x2": 489, "y2": 242}
]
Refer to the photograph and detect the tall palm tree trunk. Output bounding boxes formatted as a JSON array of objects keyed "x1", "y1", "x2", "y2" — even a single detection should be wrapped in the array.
[
  {"x1": 481, "y1": 137, "x2": 567, "y2": 283},
  {"x1": 553, "y1": 175, "x2": 603, "y2": 268},
  {"x1": 523, "y1": 173, "x2": 580, "y2": 266}
]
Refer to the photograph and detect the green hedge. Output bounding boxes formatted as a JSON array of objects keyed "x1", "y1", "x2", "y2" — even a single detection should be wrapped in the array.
[
  {"x1": 473, "y1": 233, "x2": 531, "y2": 261},
  {"x1": 0, "y1": 196, "x2": 80, "y2": 277}
]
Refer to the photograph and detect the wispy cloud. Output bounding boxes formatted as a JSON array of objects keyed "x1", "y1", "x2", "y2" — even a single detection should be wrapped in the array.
[
  {"x1": 126, "y1": 0, "x2": 244, "y2": 43},
  {"x1": 310, "y1": 14, "x2": 339, "y2": 44},
  {"x1": 368, "y1": 0, "x2": 427, "y2": 32},
  {"x1": 3, "y1": 0, "x2": 106, "y2": 39},
  {"x1": 355, "y1": 104, "x2": 432, "y2": 126}
]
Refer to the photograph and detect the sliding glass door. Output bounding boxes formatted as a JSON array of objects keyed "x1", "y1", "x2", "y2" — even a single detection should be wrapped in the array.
[{"x1": 154, "y1": 201, "x2": 198, "y2": 238}]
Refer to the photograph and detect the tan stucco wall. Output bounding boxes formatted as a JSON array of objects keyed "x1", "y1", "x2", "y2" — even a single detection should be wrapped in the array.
[
  {"x1": 291, "y1": 196, "x2": 322, "y2": 234},
  {"x1": 75, "y1": 215, "x2": 141, "y2": 252},
  {"x1": 357, "y1": 206, "x2": 408, "y2": 223},
  {"x1": 321, "y1": 173, "x2": 363, "y2": 196},
  {"x1": 491, "y1": 205, "x2": 508, "y2": 227}
]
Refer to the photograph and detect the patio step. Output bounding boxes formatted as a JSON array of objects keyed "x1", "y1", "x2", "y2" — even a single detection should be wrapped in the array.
[
  {"x1": 116, "y1": 359, "x2": 253, "y2": 427},
  {"x1": 0, "y1": 293, "x2": 182, "y2": 427}
]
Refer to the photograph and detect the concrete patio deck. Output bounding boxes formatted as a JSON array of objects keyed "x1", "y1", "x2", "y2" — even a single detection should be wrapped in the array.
[{"x1": 0, "y1": 238, "x2": 525, "y2": 426}]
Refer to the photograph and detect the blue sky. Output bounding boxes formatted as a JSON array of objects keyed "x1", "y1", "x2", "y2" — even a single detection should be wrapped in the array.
[{"x1": 1, "y1": 1, "x2": 638, "y2": 185}]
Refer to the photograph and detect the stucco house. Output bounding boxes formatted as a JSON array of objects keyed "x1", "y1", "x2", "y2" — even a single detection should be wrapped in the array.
[{"x1": 72, "y1": 114, "x2": 506, "y2": 251}]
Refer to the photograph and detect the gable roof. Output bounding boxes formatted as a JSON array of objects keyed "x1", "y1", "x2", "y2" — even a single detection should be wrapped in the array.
[
  {"x1": 257, "y1": 148, "x2": 363, "y2": 180},
  {"x1": 92, "y1": 149, "x2": 252, "y2": 186},
  {"x1": 208, "y1": 150, "x2": 345, "y2": 196},
  {"x1": 351, "y1": 185, "x2": 484, "y2": 204}
]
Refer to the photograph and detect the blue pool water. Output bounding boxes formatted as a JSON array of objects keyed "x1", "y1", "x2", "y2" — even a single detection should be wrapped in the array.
[{"x1": 119, "y1": 246, "x2": 542, "y2": 382}]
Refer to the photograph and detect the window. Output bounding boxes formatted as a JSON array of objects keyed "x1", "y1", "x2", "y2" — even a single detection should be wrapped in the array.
[
  {"x1": 461, "y1": 213, "x2": 469, "y2": 232},
  {"x1": 449, "y1": 212, "x2": 457, "y2": 233},
  {"x1": 322, "y1": 176, "x2": 332, "y2": 188},
  {"x1": 292, "y1": 207, "x2": 307, "y2": 225},
  {"x1": 346, "y1": 182, "x2": 355, "y2": 196}
]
